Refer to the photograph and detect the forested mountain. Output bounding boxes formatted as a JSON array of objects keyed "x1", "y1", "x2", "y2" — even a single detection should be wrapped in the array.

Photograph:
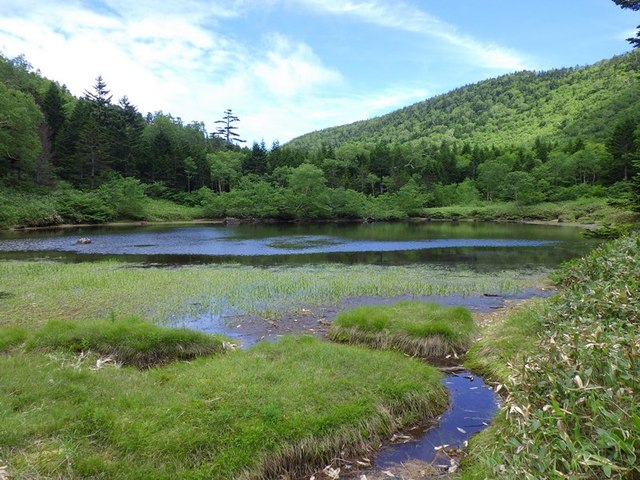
[
  {"x1": 287, "y1": 52, "x2": 640, "y2": 151},
  {"x1": 1, "y1": 50, "x2": 639, "y2": 226}
]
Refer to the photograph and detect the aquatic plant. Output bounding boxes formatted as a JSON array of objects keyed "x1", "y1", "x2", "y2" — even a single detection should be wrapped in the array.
[
  {"x1": 328, "y1": 301, "x2": 474, "y2": 358},
  {"x1": 0, "y1": 261, "x2": 544, "y2": 328}
]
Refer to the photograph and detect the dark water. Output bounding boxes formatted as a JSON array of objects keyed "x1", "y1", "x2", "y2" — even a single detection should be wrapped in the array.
[
  {"x1": 0, "y1": 222, "x2": 596, "y2": 268},
  {"x1": 366, "y1": 371, "x2": 499, "y2": 471}
]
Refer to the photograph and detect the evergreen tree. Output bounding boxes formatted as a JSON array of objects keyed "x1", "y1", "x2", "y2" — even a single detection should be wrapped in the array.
[
  {"x1": 612, "y1": 0, "x2": 640, "y2": 47},
  {"x1": 83, "y1": 75, "x2": 112, "y2": 108},
  {"x1": 214, "y1": 109, "x2": 246, "y2": 144}
]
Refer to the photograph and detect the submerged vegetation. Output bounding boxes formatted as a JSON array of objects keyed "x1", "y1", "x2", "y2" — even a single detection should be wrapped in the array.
[
  {"x1": 462, "y1": 233, "x2": 640, "y2": 479},
  {"x1": 329, "y1": 301, "x2": 474, "y2": 358},
  {"x1": 0, "y1": 260, "x2": 543, "y2": 328}
]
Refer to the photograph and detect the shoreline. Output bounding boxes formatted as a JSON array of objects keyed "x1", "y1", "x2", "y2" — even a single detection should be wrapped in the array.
[{"x1": 4, "y1": 215, "x2": 598, "y2": 233}]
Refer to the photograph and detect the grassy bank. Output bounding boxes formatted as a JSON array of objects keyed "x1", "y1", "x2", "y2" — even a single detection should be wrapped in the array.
[
  {"x1": 24, "y1": 316, "x2": 230, "y2": 368},
  {"x1": 0, "y1": 261, "x2": 544, "y2": 328},
  {"x1": 328, "y1": 301, "x2": 474, "y2": 358},
  {"x1": 0, "y1": 187, "x2": 203, "y2": 229},
  {"x1": 423, "y1": 197, "x2": 638, "y2": 225},
  {"x1": 0, "y1": 331, "x2": 446, "y2": 479},
  {"x1": 461, "y1": 233, "x2": 640, "y2": 479}
]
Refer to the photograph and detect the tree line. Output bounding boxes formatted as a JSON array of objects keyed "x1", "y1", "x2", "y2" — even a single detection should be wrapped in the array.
[{"x1": 1, "y1": 50, "x2": 639, "y2": 223}]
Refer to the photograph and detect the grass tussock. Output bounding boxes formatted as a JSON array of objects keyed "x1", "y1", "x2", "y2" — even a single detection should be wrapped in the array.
[
  {"x1": 27, "y1": 317, "x2": 229, "y2": 368},
  {"x1": 0, "y1": 336, "x2": 446, "y2": 479},
  {"x1": 461, "y1": 233, "x2": 640, "y2": 479},
  {"x1": 329, "y1": 301, "x2": 474, "y2": 358},
  {"x1": 0, "y1": 326, "x2": 28, "y2": 352}
]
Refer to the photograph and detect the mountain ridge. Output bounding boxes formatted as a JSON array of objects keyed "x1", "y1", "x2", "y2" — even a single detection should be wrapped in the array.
[{"x1": 286, "y1": 52, "x2": 640, "y2": 151}]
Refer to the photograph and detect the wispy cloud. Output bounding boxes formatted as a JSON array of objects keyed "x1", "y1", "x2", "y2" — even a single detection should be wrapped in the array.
[
  {"x1": 254, "y1": 33, "x2": 343, "y2": 99},
  {"x1": 0, "y1": 0, "x2": 530, "y2": 144},
  {"x1": 294, "y1": 0, "x2": 532, "y2": 71},
  {"x1": 0, "y1": 0, "x2": 431, "y2": 143}
]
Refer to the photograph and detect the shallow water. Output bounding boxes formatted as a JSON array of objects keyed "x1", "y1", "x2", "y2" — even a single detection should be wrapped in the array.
[
  {"x1": 363, "y1": 371, "x2": 499, "y2": 473},
  {"x1": 0, "y1": 222, "x2": 596, "y2": 269}
]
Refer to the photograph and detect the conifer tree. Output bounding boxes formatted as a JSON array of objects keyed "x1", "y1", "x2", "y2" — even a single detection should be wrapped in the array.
[{"x1": 213, "y1": 109, "x2": 246, "y2": 144}]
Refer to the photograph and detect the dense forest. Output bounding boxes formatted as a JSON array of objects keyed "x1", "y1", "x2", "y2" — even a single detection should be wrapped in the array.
[{"x1": 1, "y1": 50, "x2": 640, "y2": 227}]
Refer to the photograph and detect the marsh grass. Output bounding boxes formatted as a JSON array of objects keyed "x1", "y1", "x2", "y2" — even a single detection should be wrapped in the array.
[
  {"x1": 26, "y1": 317, "x2": 229, "y2": 368},
  {"x1": 0, "y1": 336, "x2": 446, "y2": 479},
  {"x1": 0, "y1": 326, "x2": 27, "y2": 352},
  {"x1": 0, "y1": 261, "x2": 541, "y2": 329},
  {"x1": 464, "y1": 302, "x2": 546, "y2": 381},
  {"x1": 329, "y1": 301, "x2": 474, "y2": 358},
  {"x1": 460, "y1": 233, "x2": 640, "y2": 479}
]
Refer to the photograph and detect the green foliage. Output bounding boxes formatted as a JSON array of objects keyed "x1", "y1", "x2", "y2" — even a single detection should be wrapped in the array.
[
  {"x1": 98, "y1": 176, "x2": 147, "y2": 219},
  {"x1": 27, "y1": 317, "x2": 228, "y2": 368},
  {"x1": 2, "y1": 50, "x2": 640, "y2": 225},
  {"x1": 0, "y1": 188, "x2": 62, "y2": 227},
  {"x1": 289, "y1": 52, "x2": 640, "y2": 151},
  {"x1": 466, "y1": 234, "x2": 640, "y2": 478},
  {"x1": 54, "y1": 187, "x2": 114, "y2": 223},
  {"x1": 285, "y1": 163, "x2": 332, "y2": 218},
  {"x1": 0, "y1": 82, "x2": 43, "y2": 180}
]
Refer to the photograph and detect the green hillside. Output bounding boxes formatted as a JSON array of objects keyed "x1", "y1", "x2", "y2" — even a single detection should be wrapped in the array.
[
  {"x1": 287, "y1": 52, "x2": 640, "y2": 151},
  {"x1": 1, "y1": 50, "x2": 639, "y2": 227}
]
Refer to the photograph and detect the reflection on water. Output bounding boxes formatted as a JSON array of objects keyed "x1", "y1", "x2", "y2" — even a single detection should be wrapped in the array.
[{"x1": 0, "y1": 222, "x2": 597, "y2": 269}]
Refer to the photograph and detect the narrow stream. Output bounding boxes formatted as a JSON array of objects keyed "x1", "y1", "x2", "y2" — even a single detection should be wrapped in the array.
[{"x1": 356, "y1": 370, "x2": 499, "y2": 477}]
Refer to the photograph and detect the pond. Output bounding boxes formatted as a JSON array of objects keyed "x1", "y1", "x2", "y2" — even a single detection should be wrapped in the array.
[{"x1": 0, "y1": 221, "x2": 596, "y2": 269}]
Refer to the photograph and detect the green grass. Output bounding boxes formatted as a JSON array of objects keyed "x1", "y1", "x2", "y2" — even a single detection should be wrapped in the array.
[
  {"x1": 0, "y1": 325, "x2": 28, "y2": 352},
  {"x1": 459, "y1": 233, "x2": 640, "y2": 479},
  {"x1": 423, "y1": 198, "x2": 638, "y2": 224},
  {"x1": 0, "y1": 261, "x2": 543, "y2": 329},
  {"x1": 328, "y1": 301, "x2": 475, "y2": 358},
  {"x1": 0, "y1": 335, "x2": 446, "y2": 479},
  {"x1": 141, "y1": 198, "x2": 204, "y2": 221},
  {"x1": 464, "y1": 302, "x2": 546, "y2": 381},
  {"x1": 25, "y1": 317, "x2": 230, "y2": 368}
]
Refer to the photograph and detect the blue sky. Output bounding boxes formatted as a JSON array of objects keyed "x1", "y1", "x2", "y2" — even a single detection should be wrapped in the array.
[{"x1": 0, "y1": 0, "x2": 637, "y2": 144}]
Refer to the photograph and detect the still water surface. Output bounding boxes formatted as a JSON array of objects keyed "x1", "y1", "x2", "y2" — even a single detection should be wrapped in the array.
[{"x1": 0, "y1": 222, "x2": 596, "y2": 269}]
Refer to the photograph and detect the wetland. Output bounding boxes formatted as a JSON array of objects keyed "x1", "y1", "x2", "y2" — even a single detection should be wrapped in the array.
[{"x1": 0, "y1": 221, "x2": 598, "y2": 478}]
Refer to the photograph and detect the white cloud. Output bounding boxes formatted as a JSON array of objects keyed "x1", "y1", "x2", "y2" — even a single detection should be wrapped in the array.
[
  {"x1": 254, "y1": 33, "x2": 343, "y2": 98},
  {"x1": 293, "y1": 0, "x2": 531, "y2": 71},
  {"x1": 0, "y1": 0, "x2": 515, "y2": 144}
]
